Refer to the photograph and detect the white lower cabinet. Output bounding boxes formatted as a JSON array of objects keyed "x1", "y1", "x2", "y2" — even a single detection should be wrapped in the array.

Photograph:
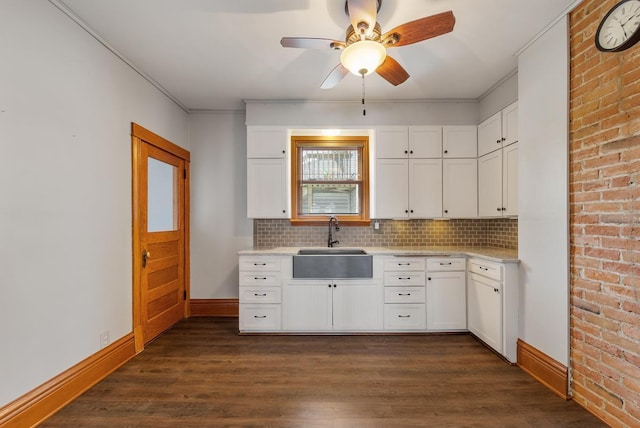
[
  {"x1": 383, "y1": 257, "x2": 427, "y2": 330},
  {"x1": 466, "y1": 258, "x2": 519, "y2": 362},
  {"x1": 239, "y1": 255, "x2": 285, "y2": 332},
  {"x1": 426, "y1": 258, "x2": 467, "y2": 331},
  {"x1": 282, "y1": 280, "x2": 383, "y2": 331}
]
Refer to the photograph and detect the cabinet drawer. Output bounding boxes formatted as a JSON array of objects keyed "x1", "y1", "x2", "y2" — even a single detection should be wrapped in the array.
[
  {"x1": 468, "y1": 259, "x2": 502, "y2": 281},
  {"x1": 239, "y1": 257, "x2": 282, "y2": 272},
  {"x1": 239, "y1": 304, "x2": 281, "y2": 331},
  {"x1": 426, "y1": 257, "x2": 466, "y2": 271},
  {"x1": 384, "y1": 257, "x2": 426, "y2": 271},
  {"x1": 239, "y1": 272, "x2": 281, "y2": 286},
  {"x1": 240, "y1": 287, "x2": 281, "y2": 304},
  {"x1": 384, "y1": 287, "x2": 425, "y2": 303},
  {"x1": 384, "y1": 304, "x2": 426, "y2": 330},
  {"x1": 384, "y1": 271, "x2": 426, "y2": 286}
]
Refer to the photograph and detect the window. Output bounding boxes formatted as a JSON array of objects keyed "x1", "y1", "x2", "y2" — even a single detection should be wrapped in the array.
[{"x1": 291, "y1": 136, "x2": 370, "y2": 225}]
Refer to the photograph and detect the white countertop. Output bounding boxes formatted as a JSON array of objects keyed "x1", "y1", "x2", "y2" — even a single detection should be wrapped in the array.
[{"x1": 238, "y1": 246, "x2": 519, "y2": 263}]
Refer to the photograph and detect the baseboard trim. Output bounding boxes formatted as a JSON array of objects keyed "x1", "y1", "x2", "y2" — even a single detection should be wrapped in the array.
[
  {"x1": 517, "y1": 338, "x2": 569, "y2": 400},
  {"x1": 0, "y1": 333, "x2": 136, "y2": 427},
  {"x1": 190, "y1": 298, "x2": 239, "y2": 317}
]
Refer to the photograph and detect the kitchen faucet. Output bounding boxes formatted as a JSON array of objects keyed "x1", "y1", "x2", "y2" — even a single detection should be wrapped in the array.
[{"x1": 328, "y1": 216, "x2": 340, "y2": 247}]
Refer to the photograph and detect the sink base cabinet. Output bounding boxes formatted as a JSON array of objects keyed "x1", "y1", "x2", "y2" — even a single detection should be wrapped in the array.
[{"x1": 282, "y1": 280, "x2": 384, "y2": 331}]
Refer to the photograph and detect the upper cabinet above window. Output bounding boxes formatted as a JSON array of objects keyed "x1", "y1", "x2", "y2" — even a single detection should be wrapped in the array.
[{"x1": 247, "y1": 127, "x2": 286, "y2": 158}]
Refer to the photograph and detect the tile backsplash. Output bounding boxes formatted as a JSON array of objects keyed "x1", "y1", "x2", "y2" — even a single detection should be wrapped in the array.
[{"x1": 254, "y1": 218, "x2": 518, "y2": 249}]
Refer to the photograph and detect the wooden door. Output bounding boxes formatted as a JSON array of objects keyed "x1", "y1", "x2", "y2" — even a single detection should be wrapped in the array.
[{"x1": 132, "y1": 123, "x2": 190, "y2": 350}]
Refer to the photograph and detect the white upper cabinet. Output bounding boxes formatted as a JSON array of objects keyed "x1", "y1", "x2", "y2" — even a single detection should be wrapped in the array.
[
  {"x1": 375, "y1": 127, "x2": 409, "y2": 158},
  {"x1": 376, "y1": 126, "x2": 442, "y2": 158},
  {"x1": 409, "y1": 159, "x2": 443, "y2": 218},
  {"x1": 502, "y1": 142, "x2": 519, "y2": 216},
  {"x1": 409, "y1": 126, "x2": 442, "y2": 158},
  {"x1": 375, "y1": 158, "x2": 409, "y2": 219},
  {"x1": 247, "y1": 158, "x2": 288, "y2": 218},
  {"x1": 477, "y1": 111, "x2": 503, "y2": 157},
  {"x1": 442, "y1": 158, "x2": 477, "y2": 218},
  {"x1": 442, "y1": 126, "x2": 477, "y2": 158},
  {"x1": 477, "y1": 101, "x2": 519, "y2": 157},
  {"x1": 247, "y1": 126, "x2": 286, "y2": 158},
  {"x1": 478, "y1": 150, "x2": 504, "y2": 217}
]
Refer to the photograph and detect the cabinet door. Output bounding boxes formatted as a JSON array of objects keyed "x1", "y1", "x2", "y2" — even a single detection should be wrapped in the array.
[
  {"x1": 426, "y1": 271, "x2": 466, "y2": 330},
  {"x1": 409, "y1": 158, "x2": 442, "y2": 218},
  {"x1": 247, "y1": 127, "x2": 286, "y2": 158},
  {"x1": 477, "y1": 111, "x2": 502, "y2": 157},
  {"x1": 442, "y1": 158, "x2": 477, "y2": 218},
  {"x1": 333, "y1": 282, "x2": 383, "y2": 331},
  {"x1": 478, "y1": 150, "x2": 503, "y2": 217},
  {"x1": 467, "y1": 273, "x2": 502, "y2": 352},
  {"x1": 375, "y1": 158, "x2": 409, "y2": 218},
  {"x1": 282, "y1": 282, "x2": 332, "y2": 331},
  {"x1": 376, "y1": 127, "x2": 408, "y2": 158},
  {"x1": 247, "y1": 158, "x2": 287, "y2": 218},
  {"x1": 442, "y1": 126, "x2": 477, "y2": 158},
  {"x1": 409, "y1": 126, "x2": 442, "y2": 158},
  {"x1": 502, "y1": 101, "x2": 519, "y2": 146},
  {"x1": 502, "y1": 143, "x2": 518, "y2": 216}
]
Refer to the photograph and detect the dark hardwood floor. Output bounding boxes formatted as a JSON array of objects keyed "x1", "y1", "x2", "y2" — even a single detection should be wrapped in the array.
[{"x1": 41, "y1": 318, "x2": 605, "y2": 427}]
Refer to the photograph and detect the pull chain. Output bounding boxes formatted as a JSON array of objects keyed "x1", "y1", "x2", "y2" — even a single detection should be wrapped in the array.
[{"x1": 361, "y1": 72, "x2": 366, "y2": 116}]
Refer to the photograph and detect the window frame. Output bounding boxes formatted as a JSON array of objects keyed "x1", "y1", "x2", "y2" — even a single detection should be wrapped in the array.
[{"x1": 290, "y1": 136, "x2": 370, "y2": 226}]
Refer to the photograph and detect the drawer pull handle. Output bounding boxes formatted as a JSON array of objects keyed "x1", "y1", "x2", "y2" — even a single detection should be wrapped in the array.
[
  {"x1": 253, "y1": 315, "x2": 267, "y2": 319},
  {"x1": 397, "y1": 263, "x2": 410, "y2": 266},
  {"x1": 254, "y1": 293, "x2": 267, "y2": 297},
  {"x1": 398, "y1": 277, "x2": 411, "y2": 280},
  {"x1": 439, "y1": 262, "x2": 452, "y2": 265},
  {"x1": 398, "y1": 315, "x2": 411, "y2": 318},
  {"x1": 398, "y1": 293, "x2": 411, "y2": 296},
  {"x1": 479, "y1": 267, "x2": 489, "y2": 271},
  {"x1": 494, "y1": 288, "x2": 500, "y2": 293},
  {"x1": 254, "y1": 277, "x2": 267, "y2": 280},
  {"x1": 254, "y1": 263, "x2": 267, "y2": 266}
]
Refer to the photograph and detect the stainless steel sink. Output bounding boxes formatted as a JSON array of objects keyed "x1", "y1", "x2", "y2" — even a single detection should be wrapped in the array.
[{"x1": 293, "y1": 248, "x2": 372, "y2": 279}]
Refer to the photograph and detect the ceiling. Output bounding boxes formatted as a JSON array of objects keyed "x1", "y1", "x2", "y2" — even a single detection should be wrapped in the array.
[{"x1": 56, "y1": 0, "x2": 578, "y2": 111}]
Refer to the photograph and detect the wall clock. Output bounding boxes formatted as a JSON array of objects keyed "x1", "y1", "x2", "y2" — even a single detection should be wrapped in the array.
[{"x1": 595, "y1": 0, "x2": 640, "y2": 52}]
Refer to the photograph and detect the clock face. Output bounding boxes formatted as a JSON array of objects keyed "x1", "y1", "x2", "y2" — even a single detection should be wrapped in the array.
[{"x1": 596, "y1": 0, "x2": 640, "y2": 52}]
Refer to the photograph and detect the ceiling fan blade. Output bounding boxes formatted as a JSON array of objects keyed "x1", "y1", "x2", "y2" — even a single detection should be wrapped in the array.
[
  {"x1": 376, "y1": 56, "x2": 410, "y2": 86},
  {"x1": 321, "y1": 64, "x2": 349, "y2": 89},
  {"x1": 347, "y1": 0, "x2": 378, "y2": 37},
  {"x1": 382, "y1": 11, "x2": 455, "y2": 48},
  {"x1": 281, "y1": 37, "x2": 344, "y2": 50}
]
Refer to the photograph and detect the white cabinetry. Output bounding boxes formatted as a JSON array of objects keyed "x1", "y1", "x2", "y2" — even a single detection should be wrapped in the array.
[
  {"x1": 375, "y1": 127, "x2": 443, "y2": 219},
  {"x1": 442, "y1": 158, "x2": 477, "y2": 218},
  {"x1": 467, "y1": 258, "x2": 519, "y2": 362},
  {"x1": 383, "y1": 257, "x2": 427, "y2": 330},
  {"x1": 478, "y1": 101, "x2": 518, "y2": 157},
  {"x1": 282, "y1": 257, "x2": 383, "y2": 332},
  {"x1": 426, "y1": 258, "x2": 466, "y2": 331},
  {"x1": 478, "y1": 143, "x2": 518, "y2": 217},
  {"x1": 442, "y1": 126, "x2": 477, "y2": 158},
  {"x1": 246, "y1": 126, "x2": 288, "y2": 218},
  {"x1": 239, "y1": 256, "x2": 285, "y2": 332}
]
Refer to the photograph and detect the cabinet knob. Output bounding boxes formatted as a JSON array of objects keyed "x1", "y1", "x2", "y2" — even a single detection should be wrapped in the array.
[
  {"x1": 501, "y1": 137, "x2": 506, "y2": 142},
  {"x1": 282, "y1": 210, "x2": 286, "y2": 213},
  {"x1": 405, "y1": 209, "x2": 409, "y2": 213},
  {"x1": 404, "y1": 150, "x2": 408, "y2": 154},
  {"x1": 410, "y1": 209, "x2": 414, "y2": 213},
  {"x1": 282, "y1": 150, "x2": 286, "y2": 153},
  {"x1": 410, "y1": 150, "x2": 413, "y2": 154},
  {"x1": 444, "y1": 150, "x2": 448, "y2": 154},
  {"x1": 427, "y1": 277, "x2": 431, "y2": 281},
  {"x1": 494, "y1": 288, "x2": 500, "y2": 293},
  {"x1": 497, "y1": 207, "x2": 502, "y2": 212},
  {"x1": 444, "y1": 210, "x2": 448, "y2": 214},
  {"x1": 333, "y1": 284, "x2": 337, "y2": 288},
  {"x1": 328, "y1": 284, "x2": 332, "y2": 288}
]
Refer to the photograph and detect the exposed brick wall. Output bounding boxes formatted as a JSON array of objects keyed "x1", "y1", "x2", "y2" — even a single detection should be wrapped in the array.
[
  {"x1": 254, "y1": 218, "x2": 517, "y2": 249},
  {"x1": 570, "y1": 0, "x2": 640, "y2": 426}
]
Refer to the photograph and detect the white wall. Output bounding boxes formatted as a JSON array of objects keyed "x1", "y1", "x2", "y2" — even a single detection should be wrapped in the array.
[
  {"x1": 517, "y1": 17, "x2": 569, "y2": 365},
  {"x1": 188, "y1": 112, "x2": 253, "y2": 298},
  {"x1": 246, "y1": 100, "x2": 480, "y2": 126},
  {"x1": 478, "y1": 72, "x2": 519, "y2": 122},
  {"x1": 0, "y1": 0, "x2": 187, "y2": 406}
]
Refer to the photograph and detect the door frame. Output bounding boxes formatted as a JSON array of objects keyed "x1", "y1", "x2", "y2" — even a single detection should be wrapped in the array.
[{"x1": 131, "y1": 122, "x2": 191, "y2": 352}]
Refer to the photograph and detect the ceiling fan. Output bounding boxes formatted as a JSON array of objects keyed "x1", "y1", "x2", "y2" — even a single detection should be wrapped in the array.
[{"x1": 280, "y1": 0, "x2": 455, "y2": 89}]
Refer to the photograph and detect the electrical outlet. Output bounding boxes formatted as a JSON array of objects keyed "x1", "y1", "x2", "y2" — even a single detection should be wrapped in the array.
[{"x1": 99, "y1": 331, "x2": 110, "y2": 349}]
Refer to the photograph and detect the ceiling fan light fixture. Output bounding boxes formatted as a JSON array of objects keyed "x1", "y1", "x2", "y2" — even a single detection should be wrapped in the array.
[{"x1": 340, "y1": 40, "x2": 386, "y2": 76}]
